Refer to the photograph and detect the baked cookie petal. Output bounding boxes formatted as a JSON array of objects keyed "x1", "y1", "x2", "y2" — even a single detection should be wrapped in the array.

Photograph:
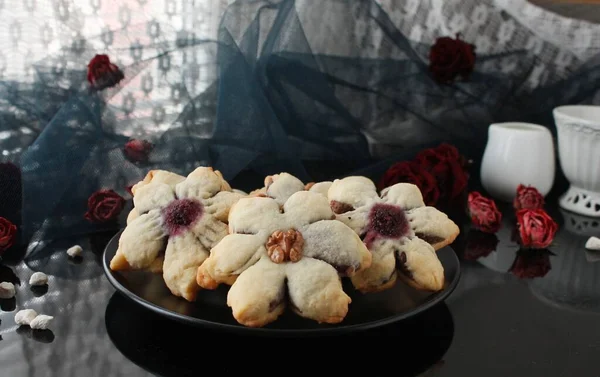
[
  {"x1": 302, "y1": 220, "x2": 371, "y2": 276},
  {"x1": 203, "y1": 191, "x2": 245, "y2": 223},
  {"x1": 285, "y1": 257, "x2": 351, "y2": 324},
  {"x1": 381, "y1": 183, "x2": 425, "y2": 210},
  {"x1": 407, "y1": 206, "x2": 460, "y2": 250},
  {"x1": 333, "y1": 205, "x2": 370, "y2": 235},
  {"x1": 190, "y1": 213, "x2": 229, "y2": 250},
  {"x1": 264, "y1": 172, "x2": 305, "y2": 204},
  {"x1": 196, "y1": 233, "x2": 264, "y2": 289},
  {"x1": 133, "y1": 182, "x2": 176, "y2": 213},
  {"x1": 131, "y1": 169, "x2": 185, "y2": 195},
  {"x1": 283, "y1": 191, "x2": 334, "y2": 226},
  {"x1": 328, "y1": 176, "x2": 378, "y2": 213},
  {"x1": 227, "y1": 258, "x2": 287, "y2": 327},
  {"x1": 126, "y1": 208, "x2": 140, "y2": 225},
  {"x1": 175, "y1": 167, "x2": 229, "y2": 200},
  {"x1": 350, "y1": 250, "x2": 397, "y2": 293},
  {"x1": 112, "y1": 209, "x2": 166, "y2": 270},
  {"x1": 307, "y1": 181, "x2": 332, "y2": 197},
  {"x1": 395, "y1": 237, "x2": 444, "y2": 291},
  {"x1": 163, "y1": 231, "x2": 209, "y2": 302},
  {"x1": 228, "y1": 197, "x2": 282, "y2": 234}
]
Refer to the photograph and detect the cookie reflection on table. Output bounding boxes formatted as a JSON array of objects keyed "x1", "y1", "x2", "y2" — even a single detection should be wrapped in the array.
[
  {"x1": 105, "y1": 292, "x2": 454, "y2": 376},
  {"x1": 15, "y1": 326, "x2": 55, "y2": 343}
]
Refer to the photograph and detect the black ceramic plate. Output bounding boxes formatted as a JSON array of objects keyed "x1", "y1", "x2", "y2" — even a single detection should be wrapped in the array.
[{"x1": 103, "y1": 231, "x2": 461, "y2": 336}]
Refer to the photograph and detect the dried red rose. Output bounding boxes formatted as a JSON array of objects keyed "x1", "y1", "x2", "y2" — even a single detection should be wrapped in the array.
[
  {"x1": 464, "y1": 229, "x2": 499, "y2": 261},
  {"x1": 429, "y1": 34, "x2": 476, "y2": 84},
  {"x1": 467, "y1": 191, "x2": 502, "y2": 233},
  {"x1": 516, "y1": 208, "x2": 558, "y2": 249},
  {"x1": 509, "y1": 249, "x2": 552, "y2": 279},
  {"x1": 87, "y1": 54, "x2": 124, "y2": 90},
  {"x1": 84, "y1": 189, "x2": 126, "y2": 223},
  {"x1": 0, "y1": 217, "x2": 17, "y2": 253},
  {"x1": 378, "y1": 160, "x2": 440, "y2": 206},
  {"x1": 513, "y1": 184, "x2": 544, "y2": 210},
  {"x1": 416, "y1": 143, "x2": 469, "y2": 201},
  {"x1": 123, "y1": 139, "x2": 153, "y2": 163}
]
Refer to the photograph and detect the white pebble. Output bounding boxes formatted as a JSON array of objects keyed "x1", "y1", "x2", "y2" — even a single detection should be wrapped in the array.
[
  {"x1": 66, "y1": 245, "x2": 83, "y2": 258},
  {"x1": 29, "y1": 272, "x2": 48, "y2": 286},
  {"x1": 585, "y1": 236, "x2": 600, "y2": 251},
  {"x1": 30, "y1": 315, "x2": 53, "y2": 330},
  {"x1": 15, "y1": 309, "x2": 38, "y2": 326},
  {"x1": 0, "y1": 282, "x2": 15, "y2": 299}
]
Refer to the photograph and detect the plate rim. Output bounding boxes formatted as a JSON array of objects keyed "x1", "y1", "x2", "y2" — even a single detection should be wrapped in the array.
[{"x1": 102, "y1": 230, "x2": 461, "y2": 336}]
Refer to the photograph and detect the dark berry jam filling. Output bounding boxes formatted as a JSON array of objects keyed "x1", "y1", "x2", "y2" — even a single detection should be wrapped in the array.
[
  {"x1": 363, "y1": 203, "x2": 409, "y2": 249},
  {"x1": 161, "y1": 199, "x2": 204, "y2": 236}
]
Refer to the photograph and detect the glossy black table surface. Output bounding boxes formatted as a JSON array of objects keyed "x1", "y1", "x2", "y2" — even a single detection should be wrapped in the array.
[{"x1": 1, "y1": 179, "x2": 599, "y2": 377}]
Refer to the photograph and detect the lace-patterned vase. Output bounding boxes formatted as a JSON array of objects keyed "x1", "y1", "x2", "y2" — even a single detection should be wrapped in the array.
[{"x1": 553, "y1": 106, "x2": 600, "y2": 217}]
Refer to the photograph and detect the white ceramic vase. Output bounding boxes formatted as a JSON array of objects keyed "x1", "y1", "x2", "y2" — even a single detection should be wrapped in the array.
[
  {"x1": 553, "y1": 105, "x2": 600, "y2": 217},
  {"x1": 480, "y1": 122, "x2": 555, "y2": 203}
]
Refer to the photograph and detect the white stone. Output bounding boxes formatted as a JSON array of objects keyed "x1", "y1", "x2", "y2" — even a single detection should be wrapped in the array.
[
  {"x1": 585, "y1": 236, "x2": 600, "y2": 250},
  {"x1": 29, "y1": 272, "x2": 48, "y2": 286},
  {"x1": 30, "y1": 314, "x2": 53, "y2": 330},
  {"x1": 0, "y1": 282, "x2": 15, "y2": 299},
  {"x1": 15, "y1": 309, "x2": 38, "y2": 326},
  {"x1": 67, "y1": 245, "x2": 83, "y2": 258}
]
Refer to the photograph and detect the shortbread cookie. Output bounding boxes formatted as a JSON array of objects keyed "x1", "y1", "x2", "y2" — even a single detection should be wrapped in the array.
[
  {"x1": 328, "y1": 177, "x2": 459, "y2": 293},
  {"x1": 110, "y1": 167, "x2": 244, "y2": 302},
  {"x1": 249, "y1": 172, "x2": 332, "y2": 204},
  {"x1": 197, "y1": 191, "x2": 371, "y2": 327},
  {"x1": 122, "y1": 170, "x2": 188, "y2": 273}
]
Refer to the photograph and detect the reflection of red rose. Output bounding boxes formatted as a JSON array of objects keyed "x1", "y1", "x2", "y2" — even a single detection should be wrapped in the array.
[
  {"x1": 464, "y1": 229, "x2": 499, "y2": 261},
  {"x1": 87, "y1": 54, "x2": 124, "y2": 90},
  {"x1": 84, "y1": 189, "x2": 126, "y2": 223},
  {"x1": 429, "y1": 35, "x2": 476, "y2": 84},
  {"x1": 514, "y1": 184, "x2": 544, "y2": 210},
  {"x1": 0, "y1": 217, "x2": 17, "y2": 253},
  {"x1": 123, "y1": 139, "x2": 153, "y2": 163},
  {"x1": 415, "y1": 143, "x2": 468, "y2": 201},
  {"x1": 378, "y1": 160, "x2": 440, "y2": 206},
  {"x1": 467, "y1": 191, "x2": 502, "y2": 233},
  {"x1": 516, "y1": 209, "x2": 557, "y2": 249},
  {"x1": 509, "y1": 249, "x2": 552, "y2": 279}
]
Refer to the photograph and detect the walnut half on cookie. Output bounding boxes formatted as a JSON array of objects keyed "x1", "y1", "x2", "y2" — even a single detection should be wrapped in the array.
[
  {"x1": 328, "y1": 176, "x2": 459, "y2": 293},
  {"x1": 196, "y1": 190, "x2": 371, "y2": 328},
  {"x1": 109, "y1": 167, "x2": 244, "y2": 302}
]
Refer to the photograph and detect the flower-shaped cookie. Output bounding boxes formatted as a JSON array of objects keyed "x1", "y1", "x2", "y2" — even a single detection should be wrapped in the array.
[
  {"x1": 328, "y1": 176, "x2": 459, "y2": 293},
  {"x1": 110, "y1": 167, "x2": 244, "y2": 302},
  {"x1": 249, "y1": 172, "x2": 332, "y2": 203},
  {"x1": 196, "y1": 190, "x2": 372, "y2": 327}
]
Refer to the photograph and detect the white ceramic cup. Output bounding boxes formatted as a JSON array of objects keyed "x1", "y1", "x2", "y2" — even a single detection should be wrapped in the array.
[
  {"x1": 480, "y1": 122, "x2": 555, "y2": 203},
  {"x1": 553, "y1": 105, "x2": 600, "y2": 217}
]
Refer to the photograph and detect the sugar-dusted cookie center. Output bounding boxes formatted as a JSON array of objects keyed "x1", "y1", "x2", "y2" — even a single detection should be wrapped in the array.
[
  {"x1": 364, "y1": 203, "x2": 409, "y2": 248},
  {"x1": 266, "y1": 229, "x2": 304, "y2": 264},
  {"x1": 162, "y1": 198, "x2": 204, "y2": 236}
]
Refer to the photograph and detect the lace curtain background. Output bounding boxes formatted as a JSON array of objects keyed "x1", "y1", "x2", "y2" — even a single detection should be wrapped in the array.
[{"x1": 1, "y1": 0, "x2": 600, "y2": 250}]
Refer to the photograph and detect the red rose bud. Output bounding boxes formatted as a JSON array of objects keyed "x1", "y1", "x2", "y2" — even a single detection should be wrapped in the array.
[
  {"x1": 467, "y1": 191, "x2": 502, "y2": 233},
  {"x1": 378, "y1": 160, "x2": 440, "y2": 206},
  {"x1": 84, "y1": 189, "x2": 126, "y2": 223},
  {"x1": 416, "y1": 143, "x2": 468, "y2": 201},
  {"x1": 123, "y1": 139, "x2": 153, "y2": 163},
  {"x1": 0, "y1": 217, "x2": 17, "y2": 253},
  {"x1": 516, "y1": 208, "x2": 558, "y2": 249},
  {"x1": 509, "y1": 249, "x2": 552, "y2": 279},
  {"x1": 429, "y1": 34, "x2": 476, "y2": 84},
  {"x1": 464, "y1": 229, "x2": 499, "y2": 261},
  {"x1": 513, "y1": 184, "x2": 544, "y2": 210},
  {"x1": 87, "y1": 54, "x2": 124, "y2": 90}
]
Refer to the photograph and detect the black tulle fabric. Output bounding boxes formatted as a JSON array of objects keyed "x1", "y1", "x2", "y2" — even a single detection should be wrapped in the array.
[{"x1": 1, "y1": 0, "x2": 599, "y2": 253}]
